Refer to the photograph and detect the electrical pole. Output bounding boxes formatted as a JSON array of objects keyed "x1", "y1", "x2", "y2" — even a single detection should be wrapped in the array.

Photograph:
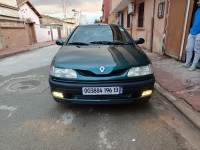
[{"x1": 62, "y1": 0, "x2": 66, "y2": 19}]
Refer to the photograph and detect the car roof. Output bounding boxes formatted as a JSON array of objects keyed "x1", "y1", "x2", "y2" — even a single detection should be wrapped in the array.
[{"x1": 78, "y1": 24, "x2": 120, "y2": 27}]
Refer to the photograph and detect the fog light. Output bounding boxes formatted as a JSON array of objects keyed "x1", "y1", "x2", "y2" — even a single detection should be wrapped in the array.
[
  {"x1": 52, "y1": 91, "x2": 64, "y2": 98},
  {"x1": 141, "y1": 90, "x2": 152, "y2": 97}
]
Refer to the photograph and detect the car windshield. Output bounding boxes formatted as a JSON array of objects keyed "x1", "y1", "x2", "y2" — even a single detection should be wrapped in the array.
[{"x1": 67, "y1": 25, "x2": 132, "y2": 45}]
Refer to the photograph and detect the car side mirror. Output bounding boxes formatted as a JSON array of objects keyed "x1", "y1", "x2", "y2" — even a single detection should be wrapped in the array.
[
  {"x1": 56, "y1": 40, "x2": 64, "y2": 46},
  {"x1": 135, "y1": 38, "x2": 145, "y2": 44}
]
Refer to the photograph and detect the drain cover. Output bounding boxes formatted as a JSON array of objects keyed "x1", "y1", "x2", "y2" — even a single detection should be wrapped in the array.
[{"x1": 10, "y1": 80, "x2": 41, "y2": 91}]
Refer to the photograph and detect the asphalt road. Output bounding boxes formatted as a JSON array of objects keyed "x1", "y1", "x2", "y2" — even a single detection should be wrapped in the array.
[{"x1": 0, "y1": 45, "x2": 200, "y2": 150}]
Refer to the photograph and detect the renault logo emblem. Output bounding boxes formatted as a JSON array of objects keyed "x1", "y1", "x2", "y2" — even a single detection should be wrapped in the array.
[{"x1": 99, "y1": 66, "x2": 105, "y2": 73}]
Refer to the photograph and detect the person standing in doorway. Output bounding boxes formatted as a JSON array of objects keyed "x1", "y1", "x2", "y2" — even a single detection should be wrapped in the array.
[{"x1": 182, "y1": 0, "x2": 200, "y2": 71}]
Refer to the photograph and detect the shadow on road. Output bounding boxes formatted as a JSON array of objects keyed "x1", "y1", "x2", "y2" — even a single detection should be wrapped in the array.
[{"x1": 53, "y1": 99, "x2": 153, "y2": 116}]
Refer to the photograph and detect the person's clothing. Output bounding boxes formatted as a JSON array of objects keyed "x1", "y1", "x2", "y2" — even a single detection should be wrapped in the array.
[
  {"x1": 190, "y1": 8, "x2": 200, "y2": 35},
  {"x1": 185, "y1": 33, "x2": 200, "y2": 68}
]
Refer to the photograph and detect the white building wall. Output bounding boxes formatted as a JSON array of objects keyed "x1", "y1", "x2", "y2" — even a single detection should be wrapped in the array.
[
  {"x1": 79, "y1": 15, "x2": 88, "y2": 25},
  {"x1": 52, "y1": 28, "x2": 58, "y2": 40},
  {"x1": 61, "y1": 28, "x2": 67, "y2": 39},
  {"x1": 34, "y1": 24, "x2": 52, "y2": 42}
]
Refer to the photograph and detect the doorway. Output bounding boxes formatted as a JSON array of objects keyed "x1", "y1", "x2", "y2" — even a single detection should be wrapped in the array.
[
  {"x1": 190, "y1": 0, "x2": 200, "y2": 68},
  {"x1": 190, "y1": 0, "x2": 199, "y2": 28}
]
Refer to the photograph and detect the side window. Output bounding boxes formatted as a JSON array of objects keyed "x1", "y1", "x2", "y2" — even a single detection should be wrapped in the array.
[
  {"x1": 138, "y1": 2, "x2": 144, "y2": 27},
  {"x1": 112, "y1": 26, "x2": 132, "y2": 43}
]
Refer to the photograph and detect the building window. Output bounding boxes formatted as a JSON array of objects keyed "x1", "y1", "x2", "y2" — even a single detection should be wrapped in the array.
[
  {"x1": 121, "y1": 12, "x2": 124, "y2": 27},
  {"x1": 158, "y1": 2, "x2": 165, "y2": 18},
  {"x1": 138, "y1": 2, "x2": 144, "y2": 27},
  {"x1": 127, "y1": 12, "x2": 131, "y2": 28}
]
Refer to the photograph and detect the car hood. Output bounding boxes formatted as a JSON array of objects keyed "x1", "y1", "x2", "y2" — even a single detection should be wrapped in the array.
[{"x1": 53, "y1": 45, "x2": 150, "y2": 74}]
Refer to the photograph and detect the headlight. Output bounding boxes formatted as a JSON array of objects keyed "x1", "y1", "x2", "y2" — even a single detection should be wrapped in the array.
[
  {"x1": 127, "y1": 64, "x2": 153, "y2": 77},
  {"x1": 50, "y1": 66, "x2": 77, "y2": 79}
]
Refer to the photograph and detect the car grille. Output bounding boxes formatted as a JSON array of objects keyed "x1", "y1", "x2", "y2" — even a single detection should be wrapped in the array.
[
  {"x1": 74, "y1": 94, "x2": 132, "y2": 100},
  {"x1": 73, "y1": 91, "x2": 142, "y2": 100},
  {"x1": 76, "y1": 69, "x2": 128, "y2": 77}
]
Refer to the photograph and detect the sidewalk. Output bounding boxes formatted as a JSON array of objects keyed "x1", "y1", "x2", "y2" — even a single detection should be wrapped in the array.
[
  {"x1": 144, "y1": 50, "x2": 200, "y2": 129},
  {"x1": 0, "y1": 41, "x2": 56, "y2": 59},
  {"x1": 144, "y1": 50, "x2": 200, "y2": 112}
]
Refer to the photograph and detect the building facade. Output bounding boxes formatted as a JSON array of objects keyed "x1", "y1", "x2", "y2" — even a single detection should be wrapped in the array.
[
  {"x1": 0, "y1": 0, "x2": 19, "y2": 20},
  {"x1": 109, "y1": 0, "x2": 167, "y2": 54},
  {"x1": 17, "y1": 0, "x2": 41, "y2": 24},
  {"x1": 102, "y1": 0, "x2": 110, "y2": 23},
  {"x1": 109, "y1": 0, "x2": 199, "y2": 63},
  {"x1": 0, "y1": 0, "x2": 29, "y2": 50}
]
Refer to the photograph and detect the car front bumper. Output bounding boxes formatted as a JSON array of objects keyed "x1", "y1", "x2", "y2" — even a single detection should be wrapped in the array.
[{"x1": 49, "y1": 76, "x2": 155, "y2": 104}]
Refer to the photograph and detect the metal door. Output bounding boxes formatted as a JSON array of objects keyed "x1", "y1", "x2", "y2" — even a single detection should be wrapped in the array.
[{"x1": 165, "y1": 0, "x2": 188, "y2": 59}]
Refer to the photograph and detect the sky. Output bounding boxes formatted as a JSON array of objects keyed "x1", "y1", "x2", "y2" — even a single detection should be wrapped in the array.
[{"x1": 30, "y1": 0, "x2": 103, "y2": 24}]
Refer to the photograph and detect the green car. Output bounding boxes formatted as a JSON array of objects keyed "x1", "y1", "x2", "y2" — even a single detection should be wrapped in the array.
[{"x1": 49, "y1": 24, "x2": 155, "y2": 104}]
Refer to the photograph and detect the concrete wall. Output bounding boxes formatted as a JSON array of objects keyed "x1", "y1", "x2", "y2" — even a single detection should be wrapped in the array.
[
  {"x1": 18, "y1": 3, "x2": 40, "y2": 24},
  {"x1": 40, "y1": 15, "x2": 63, "y2": 26},
  {"x1": 34, "y1": 24, "x2": 52, "y2": 42},
  {"x1": 34, "y1": 24, "x2": 67, "y2": 42}
]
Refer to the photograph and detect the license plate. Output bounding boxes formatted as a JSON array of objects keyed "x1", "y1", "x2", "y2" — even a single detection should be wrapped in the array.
[{"x1": 82, "y1": 87, "x2": 123, "y2": 95}]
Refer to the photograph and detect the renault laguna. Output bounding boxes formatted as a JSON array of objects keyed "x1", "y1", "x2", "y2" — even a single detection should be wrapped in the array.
[{"x1": 49, "y1": 24, "x2": 155, "y2": 104}]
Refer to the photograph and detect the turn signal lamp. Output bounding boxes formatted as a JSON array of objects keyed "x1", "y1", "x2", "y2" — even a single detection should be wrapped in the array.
[
  {"x1": 141, "y1": 90, "x2": 152, "y2": 97},
  {"x1": 52, "y1": 91, "x2": 64, "y2": 99}
]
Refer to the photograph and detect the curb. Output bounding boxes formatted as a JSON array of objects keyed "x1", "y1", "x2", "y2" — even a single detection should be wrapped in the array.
[
  {"x1": 0, "y1": 43, "x2": 55, "y2": 59},
  {"x1": 154, "y1": 82, "x2": 200, "y2": 130}
]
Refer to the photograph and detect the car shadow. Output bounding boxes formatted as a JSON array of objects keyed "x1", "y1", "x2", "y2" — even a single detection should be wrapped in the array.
[{"x1": 54, "y1": 100, "x2": 153, "y2": 116}]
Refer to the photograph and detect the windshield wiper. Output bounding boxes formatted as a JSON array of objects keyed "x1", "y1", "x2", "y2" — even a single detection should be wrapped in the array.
[
  {"x1": 90, "y1": 41, "x2": 132, "y2": 45},
  {"x1": 68, "y1": 42, "x2": 89, "y2": 45},
  {"x1": 90, "y1": 41, "x2": 112, "y2": 45},
  {"x1": 112, "y1": 41, "x2": 132, "y2": 45}
]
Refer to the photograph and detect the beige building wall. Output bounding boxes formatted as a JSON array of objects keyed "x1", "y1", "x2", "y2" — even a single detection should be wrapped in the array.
[
  {"x1": 108, "y1": 14, "x2": 117, "y2": 24},
  {"x1": 131, "y1": 0, "x2": 153, "y2": 50},
  {"x1": 0, "y1": 0, "x2": 17, "y2": 7},
  {"x1": 40, "y1": 15, "x2": 63, "y2": 26},
  {"x1": 65, "y1": 18, "x2": 76, "y2": 24},
  {"x1": 110, "y1": 0, "x2": 166, "y2": 53},
  {"x1": 0, "y1": 0, "x2": 19, "y2": 19},
  {"x1": 0, "y1": 7, "x2": 19, "y2": 18},
  {"x1": 152, "y1": 0, "x2": 167, "y2": 53},
  {"x1": 110, "y1": 0, "x2": 121, "y2": 12}
]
